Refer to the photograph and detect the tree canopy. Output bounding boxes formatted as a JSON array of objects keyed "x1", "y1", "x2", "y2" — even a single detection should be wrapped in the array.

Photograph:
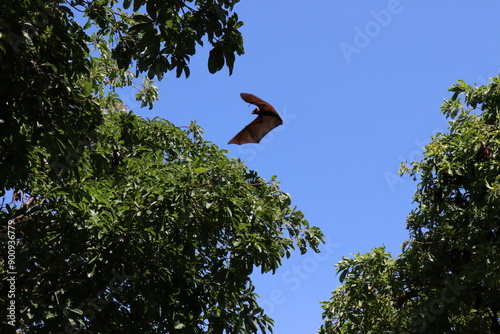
[
  {"x1": 1, "y1": 1, "x2": 325, "y2": 333},
  {"x1": 319, "y1": 77, "x2": 500, "y2": 333},
  {"x1": 2, "y1": 112, "x2": 323, "y2": 333},
  {"x1": 0, "y1": 0, "x2": 244, "y2": 190}
]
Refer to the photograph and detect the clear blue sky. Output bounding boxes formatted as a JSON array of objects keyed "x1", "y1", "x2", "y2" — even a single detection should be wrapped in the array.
[{"x1": 128, "y1": 1, "x2": 500, "y2": 333}]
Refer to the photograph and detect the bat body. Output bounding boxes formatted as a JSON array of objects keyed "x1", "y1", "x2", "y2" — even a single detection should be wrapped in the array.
[{"x1": 228, "y1": 93, "x2": 283, "y2": 145}]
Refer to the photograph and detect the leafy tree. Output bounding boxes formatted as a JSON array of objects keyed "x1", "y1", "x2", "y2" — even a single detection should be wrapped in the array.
[
  {"x1": 319, "y1": 247, "x2": 409, "y2": 333},
  {"x1": 0, "y1": 0, "x2": 244, "y2": 190},
  {"x1": 1, "y1": 1, "x2": 325, "y2": 333},
  {"x1": 319, "y1": 77, "x2": 500, "y2": 333},
  {"x1": 1, "y1": 112, "x2": 324, "y2": 333}
]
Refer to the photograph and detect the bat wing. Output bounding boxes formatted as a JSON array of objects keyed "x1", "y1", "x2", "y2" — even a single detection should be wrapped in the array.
[
  {"x1": 240, "y1": 93, "x2": 281, "y2": 118},
  {"x1": 228, "y1": 114, "x2": 282, "y2": 145}
]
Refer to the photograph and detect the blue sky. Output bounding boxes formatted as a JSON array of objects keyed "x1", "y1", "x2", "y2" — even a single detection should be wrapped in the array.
[{"x1": 126, "y1": 1, "x2": 500, "y2": 333}]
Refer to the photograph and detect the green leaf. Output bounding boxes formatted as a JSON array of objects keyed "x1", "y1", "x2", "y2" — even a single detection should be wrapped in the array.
[
  {"x1": 133, "y1": 0, "x2": 144, "y2": 12},
  {"x1": 194, "y1": 167, "x2": 208, "y2": 174},
  {"x1": 87, "y1": 265, "x2": 96, "y2": 278},
  {"x1": 208, "y1": 45, "x2": 225, "y2": 74},
  {"x1": 174, "y1": 322, "x2": 186, "y2": 329},
  {"x1": 133, "y1": 14, "x2": 152, "y2": 23},
  {"x1": 347, "y1": 313, "x2": 360, "y2": 324},
  {"x1": 224, "y1": 49, "x2": 236, "y2": 75}
]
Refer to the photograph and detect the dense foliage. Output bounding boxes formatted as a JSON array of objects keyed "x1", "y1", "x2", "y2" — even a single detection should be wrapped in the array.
[
  {"x1": 0, "y1": 0, "x2": 244, "y2": 190},
  {"x1": 2, "y1": 113, "x2": 323, "y2": 333},
  {"x1": 1, "y1": 1, "x2": 325, "y2": 333},
  {"x1": 319, "y1": 77, "x2": 500, "y2": 333}
]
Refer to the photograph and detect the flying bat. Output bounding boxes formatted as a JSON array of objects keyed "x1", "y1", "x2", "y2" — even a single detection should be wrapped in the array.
[{"x1": 228, "y1": 93, "x2": 283, "y2": 145}]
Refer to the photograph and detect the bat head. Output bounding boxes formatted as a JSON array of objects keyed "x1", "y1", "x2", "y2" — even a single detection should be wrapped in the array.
[{"x1": 251, "y1": 108, "x2": 260, "y2": 115}]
